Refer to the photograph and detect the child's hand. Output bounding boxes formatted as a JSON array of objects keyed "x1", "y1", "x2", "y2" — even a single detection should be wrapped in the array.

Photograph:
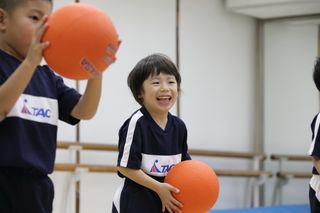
[
  {"x1": 25, "y1": 16, "x2": 49, "y2": 66},
  {"x1": 157, "y1": 182, "x2": 182, "y2": 213},
  {"x1": 103, "y1": 39, "x2": 121, "y2": 70}
]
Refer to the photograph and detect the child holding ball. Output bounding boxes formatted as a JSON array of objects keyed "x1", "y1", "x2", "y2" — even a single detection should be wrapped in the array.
[
  {"x1": 112, "y1": 53, "x2": 191, "y2": 213},
  {"x1": 0, "y1": 0, "x2": 109, "y2": 212}
]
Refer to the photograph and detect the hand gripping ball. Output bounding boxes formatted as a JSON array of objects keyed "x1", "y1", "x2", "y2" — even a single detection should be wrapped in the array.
[
  {"x1": 42, "y1": 3, "x2": 120, "y2": 80},
  {"x1": 164, "y1": 160, "x2": 219, "y2": 213}
]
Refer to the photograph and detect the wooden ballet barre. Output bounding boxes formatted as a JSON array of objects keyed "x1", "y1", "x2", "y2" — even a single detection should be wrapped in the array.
[
  {"x1": 56, "y1": 141, "x2": 271, "y2": 209},
  {"x1": 57, "y1": 141, "x2": 266, "y2": 159},
  {"x1": 271, "y1": 153, "x2": 312, "y2": 205},
  {"x1": 57, "y1": 141, "x2": 272, "y2": 178},
  {"x1": 215, "y1": 169, "x2": 273, "y2": 177},
  {"x1": 276, "y1": 171, "x2": 311, "y2": 178},
  {"x1": 189, "y1": 149, "x2": 267, "y2": 160},
  {"x1": 270, "y1": 153, "x2": 312, "y2": 179},
  {"x1": 54, "y1": 163, "x2": 117, "y2": 173},
  {"x1": 57, "y1": 141, "x2": 117, "y2": 151},
  {"x1": 270, "y1": 154, "x2": 311, "y2": 161}
]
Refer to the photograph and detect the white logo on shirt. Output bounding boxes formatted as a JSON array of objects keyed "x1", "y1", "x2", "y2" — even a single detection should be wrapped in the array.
[
  {"x1": 7, "y1": 94, "x2": 58, "y2": 126},
  {"x1": 141, "y1": 153, "x2": 181, "y2": 177}
]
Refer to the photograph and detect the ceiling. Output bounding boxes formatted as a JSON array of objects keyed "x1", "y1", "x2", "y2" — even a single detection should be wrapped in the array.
[{"x1": 225, "y1": 0, "x2": 320, "y2": 19}]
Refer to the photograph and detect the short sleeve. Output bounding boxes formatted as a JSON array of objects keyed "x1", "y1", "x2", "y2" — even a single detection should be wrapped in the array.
[
  {"x1": 310, "y1": 114, "x2": 320, "y2": 157},
  {"x1": 117, "y1": 117, "x2": 143, "y2": 170},
  {"x1": 55, "y1": 75, "x2": 81, "y2": 125},
  {"x1": 181, "y1": 122, "x2": 191, "y2": 161}
]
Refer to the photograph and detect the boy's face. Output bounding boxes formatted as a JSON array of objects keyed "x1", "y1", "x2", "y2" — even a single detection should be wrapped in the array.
[
  {"x1": 0, "y1": 0, "x2": 52, "y2": 60},
  {"x1": 140, "y1": 72, "x2": 178, "y2": 116}
]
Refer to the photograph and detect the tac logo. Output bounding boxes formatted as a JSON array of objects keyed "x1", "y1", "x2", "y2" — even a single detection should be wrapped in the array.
[
  {"x1": 150, "y1": 160, "x2": 175, "y2": 174},
  {"x1": 21, "y1": 99, "x2": 51, "y2": 118},
  {"x1": 81, "y1": 57, "x2": 100, "y2": 77}
]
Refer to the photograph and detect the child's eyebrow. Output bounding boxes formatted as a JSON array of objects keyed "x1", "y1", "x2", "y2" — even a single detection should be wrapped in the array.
[
  {"x1": 149, "y1": 76, "x2": 176, "y2": 82},
  {"x1": 29, "y1": 8, "x2": 45, "y2": 15},
  {"x1": 150, "y1": 76, "x2": 160, "y2": 80}
]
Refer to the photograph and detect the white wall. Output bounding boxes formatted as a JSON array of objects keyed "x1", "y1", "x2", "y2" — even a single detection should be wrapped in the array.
[
  {"x1": 51, "y1": 0, "x2": 260, "y2": 212},
  {"x1": 179, "y1": 1, "x2": 256, "y2": 151},
  {"x1": 179, "y1": 0, "x2": 257, "y2": 209},
  {"x1": 263, "y1": 19, "x2": 319, "y2": 205}
]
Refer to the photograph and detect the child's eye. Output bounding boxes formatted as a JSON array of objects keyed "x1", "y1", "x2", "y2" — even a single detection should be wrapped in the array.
[
  {"x1": 152, "y1": 81, "x2": 160, "y2": 85},
  {"x1": 30, "y1": 15, "x2": 40, "y2": 21}
]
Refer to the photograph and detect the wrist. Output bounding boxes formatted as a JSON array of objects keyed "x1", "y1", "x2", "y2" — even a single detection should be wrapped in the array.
[
  {"x1": 151, "y1": 181, "x2": 162, "y2": 194},
  {"x1": 89, "y1": 74, "x2": 103, "y2": 82},
  {"x1": 22, "y1": 58, "x2": 38, "y2": 74}
]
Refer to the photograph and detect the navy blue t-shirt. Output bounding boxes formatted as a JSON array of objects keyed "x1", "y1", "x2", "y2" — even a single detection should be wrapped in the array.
[
  {"x1": 0, "y1": 49, "x2": 81, "y2": 174},
  {"x1": 113, "y1": 106, "x2": 191, "y2": 213}
]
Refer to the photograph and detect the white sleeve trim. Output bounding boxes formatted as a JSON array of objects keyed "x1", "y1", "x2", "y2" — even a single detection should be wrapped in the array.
[
  {"x1": 120, "y1": 110, "x2": 143, "y2": 167},
  {"x1": 308, "y1": 113, "x2": 320, "y2": 155}
]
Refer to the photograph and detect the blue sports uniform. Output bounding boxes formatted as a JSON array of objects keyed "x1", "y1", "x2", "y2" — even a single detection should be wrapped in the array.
[
  {"x1": 112, "y1": 106, "x2": 191, "y2": 213},
  {"x1": 308, "y1": 113, "x2": 320, "y2": 212},
  {"x1": 0, "y1": 49, "x2": 81, "y2": 213}
]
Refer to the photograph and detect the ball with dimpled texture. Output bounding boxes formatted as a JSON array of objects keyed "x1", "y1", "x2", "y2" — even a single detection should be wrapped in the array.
[
  {"x1": 42, "y1": 3, "x2": 120, "y2": 80},
  {"x1": 164, "y1": 160, "x2": 219, "y2": 213}
]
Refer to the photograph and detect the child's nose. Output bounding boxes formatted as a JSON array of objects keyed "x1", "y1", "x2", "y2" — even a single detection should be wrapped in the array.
[{"x1": 160, "y1": 84, "x2": 169, "y2": 92}]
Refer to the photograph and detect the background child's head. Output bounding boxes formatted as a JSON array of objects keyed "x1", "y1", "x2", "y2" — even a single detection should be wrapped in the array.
[
  {"x1": 127, "y1": 53, "x2": 181, "y2": 105},
  {"x1": 0, "y1": 0, "x2": 52, "y2": 13},
  {"x1": 0, "y1": 0, "x2": 52, "y2": 60},
  {"x1": 313, "y1": 57, "x2": 320, "y2": 91}
]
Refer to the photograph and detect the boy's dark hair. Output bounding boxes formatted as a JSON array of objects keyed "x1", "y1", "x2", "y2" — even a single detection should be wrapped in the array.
[
  {"x1": 127, "y1": 53, "x2": 181, "y2": 105},
  {"x1": 0, "y1": 0, "x2": 52, "y2": 12},
  {"x1": 313, "y1": 57, "x2": 320, "y2": 91}
]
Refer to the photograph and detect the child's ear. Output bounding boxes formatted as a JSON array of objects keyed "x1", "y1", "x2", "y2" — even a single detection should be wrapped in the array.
[{"x1": 0, "y1": 9, "x2": 7, "y2": 30}]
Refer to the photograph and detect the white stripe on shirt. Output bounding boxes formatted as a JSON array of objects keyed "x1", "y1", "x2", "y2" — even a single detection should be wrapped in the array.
[
  {"x1": 120, "y1": 110, "x2": 143, "y2": 167},
  {"x1": 309, "y1": 113, "x2": 320, "y2": 155}
]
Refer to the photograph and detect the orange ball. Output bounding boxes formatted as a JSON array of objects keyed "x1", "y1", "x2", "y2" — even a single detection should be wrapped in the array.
[
  {"x1": 42, "y1": 3, "x2": 120, "y2": 80},
  {"x1": 164, "y1": 160, "x2": 219, "y2": 213}
]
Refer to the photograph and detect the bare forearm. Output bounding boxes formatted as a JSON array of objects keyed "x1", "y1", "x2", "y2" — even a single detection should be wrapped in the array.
[
  {"x1": 117, "y1": 166, "x2": 161, "y2": 192},
  {"x1": 0, "y1": 16, "x2": 49, "y2": 121},
  {"x1": 71, "y1": 75, "x2": 102, "y2": 120},
  {"x1": 0, "y1": 60, "x2": 37, "y2": 120}
]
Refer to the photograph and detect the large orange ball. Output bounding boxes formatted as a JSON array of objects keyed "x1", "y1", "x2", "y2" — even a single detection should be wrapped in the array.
[
  {"x1": 42, "y1": 3, "x2": 120, "y2": 80},
  {"x1": 164, "y1": 160, "x2": 219, "y2": 213}
]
